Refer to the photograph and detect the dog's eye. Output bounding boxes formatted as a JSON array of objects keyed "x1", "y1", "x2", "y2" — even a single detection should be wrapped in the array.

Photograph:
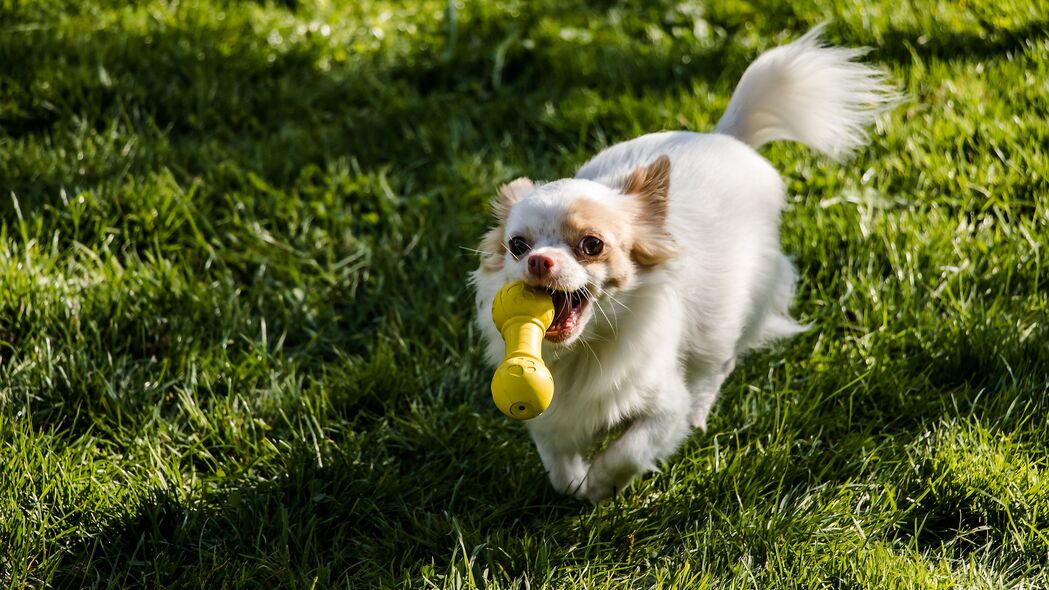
[
  {"x1": 508, "y1": 236, "x2": 531, "y2": 258},
  {"x1": 579, "y1": 236, "x2": 604, "y2": 257}
]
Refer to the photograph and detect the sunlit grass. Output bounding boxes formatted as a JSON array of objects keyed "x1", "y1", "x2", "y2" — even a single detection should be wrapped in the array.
[{"x1": 1, "y1": 1, "x2": 1047, "y2": 587}]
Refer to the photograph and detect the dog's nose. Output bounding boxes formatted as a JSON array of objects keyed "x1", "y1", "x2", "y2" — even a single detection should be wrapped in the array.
[{"x1": 527, "y1": 253, "x2": 555, "y2": 278}]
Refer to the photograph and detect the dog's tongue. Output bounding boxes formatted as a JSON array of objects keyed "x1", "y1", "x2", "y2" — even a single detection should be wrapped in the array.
[
  {"x1": 547, "y1": 291, "x2": 586, "y2": 340},
  {"x1": 551, "y1": 291, "x2": 573, "y2": 327}
]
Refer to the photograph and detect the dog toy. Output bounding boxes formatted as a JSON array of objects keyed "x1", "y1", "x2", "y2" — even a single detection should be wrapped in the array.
[{"x1": 490, "y1": 281, "x2": 555, "y2": 420}]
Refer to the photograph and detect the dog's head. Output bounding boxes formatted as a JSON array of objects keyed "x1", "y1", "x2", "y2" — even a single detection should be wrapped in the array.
[{"x1": 476, "y1": 155, "x2": 677, "y2": 347}]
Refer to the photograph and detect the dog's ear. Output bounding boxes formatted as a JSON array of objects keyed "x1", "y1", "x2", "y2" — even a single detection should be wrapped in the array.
[
  {"x1": 479, "y1": 226, "x2": 505, "y2": 271},
  {"x1": 623, "y1": 155, "x2": 677, "y2": 267},
  {"x1": 492, "y1": 177, "x2": 534, "y2": 219},
  {"x1": 622, "y1": 155, "x2": 671, "y2": 216},
  {"x1": 480, "y1": 178, "x2": 533, "y2": 272}
]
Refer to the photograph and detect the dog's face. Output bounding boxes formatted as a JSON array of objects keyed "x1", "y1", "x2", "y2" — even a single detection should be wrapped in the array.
[{"x1": 477, "y1": 156, "x2": 677, "y2": 347}]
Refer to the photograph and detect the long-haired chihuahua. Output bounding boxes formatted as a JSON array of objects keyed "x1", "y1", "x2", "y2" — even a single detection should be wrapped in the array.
[{"x1": 472, "y1": 26, "x2": 897, "y2": 502}]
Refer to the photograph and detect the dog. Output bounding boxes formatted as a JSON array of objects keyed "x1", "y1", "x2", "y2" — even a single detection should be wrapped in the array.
[{"x1": 471, "y1": 26, "x2": 897, "y2": 502}]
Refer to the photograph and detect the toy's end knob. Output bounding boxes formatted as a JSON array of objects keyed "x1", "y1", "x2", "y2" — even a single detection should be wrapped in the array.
[{"x1": 491, "y1": 356, "x2": 554, "y2": 420}]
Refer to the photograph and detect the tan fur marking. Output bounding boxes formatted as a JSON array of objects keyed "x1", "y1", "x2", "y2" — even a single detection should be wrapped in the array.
[
  {"x1": 480, "y1": 178, "x2": 534, "y2": 273},
  {"x1": 563, "y1": 198, "x2": 636, "y2": 288},
  {"x1": 479, "y1": 224, "x2": 505, "y2": 271},
  {"x1": 621, "y1": 155, "x2": 677, "y2": 267}
]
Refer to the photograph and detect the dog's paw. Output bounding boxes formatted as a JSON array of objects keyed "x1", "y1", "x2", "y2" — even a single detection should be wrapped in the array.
[
  {"x1": 583, "y1": 452, "x2": 651, "y2": 503},
  {"x1": 688, "y1": 408, "x2": 708, "y2": 430},
  {"x1": 582, "y1": 480, "x2": 615, "y2": 504},
  {"x1": 557, "y1": 478, "x2": 591, "y2": 501},
  {"x1": 547, "y1": 462, "x2": 590, "y2": 499},
  {"x1": 581, "y1": 465, "x2": 627, "y2": 504}
]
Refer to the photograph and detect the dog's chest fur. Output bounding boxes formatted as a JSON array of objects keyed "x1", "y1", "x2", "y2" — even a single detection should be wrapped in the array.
[{"x1": 527, "y1": 278, "x2": 684, "y2": 446}]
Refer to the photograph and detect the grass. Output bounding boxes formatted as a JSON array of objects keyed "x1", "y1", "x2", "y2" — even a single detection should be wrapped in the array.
[{"x1": 1, "y1": 0, "x2": 1047, "y2": 587}]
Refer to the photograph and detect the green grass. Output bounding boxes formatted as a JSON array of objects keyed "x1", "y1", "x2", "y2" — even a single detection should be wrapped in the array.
[{"x1": 1, "y1": 0, "x2": 1047, "y2": 587}]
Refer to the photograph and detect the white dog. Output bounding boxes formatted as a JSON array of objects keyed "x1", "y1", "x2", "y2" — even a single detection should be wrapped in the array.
[{"x1": 472, "y1": 26, "x2": 896, "y2": 502}]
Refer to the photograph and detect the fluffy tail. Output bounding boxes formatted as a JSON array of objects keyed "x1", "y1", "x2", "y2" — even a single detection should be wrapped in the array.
[{"x1": 714, "y1": 25, "x2": 899, "y2": 160}]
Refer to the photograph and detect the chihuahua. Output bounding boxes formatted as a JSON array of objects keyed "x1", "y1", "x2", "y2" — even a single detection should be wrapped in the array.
[{"x1": 472, "y1": 26, "x2": 896, "y2": 502}]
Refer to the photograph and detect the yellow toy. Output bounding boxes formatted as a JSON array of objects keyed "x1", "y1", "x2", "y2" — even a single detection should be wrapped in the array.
[{"x1": 490, "y1": 281, "x2": 555, "y2": 420}]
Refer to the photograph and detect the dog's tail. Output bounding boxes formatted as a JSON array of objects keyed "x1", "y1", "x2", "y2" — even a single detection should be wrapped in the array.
[{"x1": 714, "y1": 25, "x2": 898, "y2": 160}]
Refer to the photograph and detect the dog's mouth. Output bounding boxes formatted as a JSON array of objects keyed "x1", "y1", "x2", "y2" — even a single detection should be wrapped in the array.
[{"x1": 545, "y1": 289, "x2": 589, "y2": 342}]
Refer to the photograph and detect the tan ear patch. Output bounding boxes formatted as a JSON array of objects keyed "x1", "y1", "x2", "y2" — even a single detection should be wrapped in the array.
[
  {"x1": 622, "y1": 155, "x2": 677, "y2": 267},
  {"x1": 622, "y1": 154, "x2": 671, "y2": 224},
  {"x1": 631, "y1": 232, "x2": 677, "y2": 267},
  {"x1": 480, "y1": 177, "x2": 534, "y2": 272},
  {"x1": 479, "y1": 224, "x2": 506, "y2": 272},
  {"x1": 492, "y1": 177, "x2": 535, "y2": 220}
]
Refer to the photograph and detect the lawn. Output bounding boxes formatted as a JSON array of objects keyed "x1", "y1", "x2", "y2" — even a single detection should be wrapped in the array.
[{"x1": 1, "y1": 0, "x2": 1047, "y2": 587}]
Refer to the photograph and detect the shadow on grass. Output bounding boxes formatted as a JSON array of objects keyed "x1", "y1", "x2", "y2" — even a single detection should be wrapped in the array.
[
  {"x1": 45, "y1": 315, "x2": 1049, "y2": 587},
  {"x1": 665, "y1": 315, "x2": 1049, "y2": 563},
  {"x1": 0, "y1": 5, "x2": 743, "y2": 207},
  {"x1": 871, "y1": 19, "x2": 1049, "y2": 64},
  {"x1": 0, "y1": 2, "x2": 741, "y2": 441},
  {"x1": 49, "y1": 428, "x2": 587, "y2": 587}
]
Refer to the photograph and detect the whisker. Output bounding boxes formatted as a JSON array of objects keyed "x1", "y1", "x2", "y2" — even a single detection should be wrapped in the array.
[
  {"x1": 459, "y1": 245, "x2": 497, "y2": 256},
  {"x1": 582, "y1": 286, "x2": 617, "y2": 339},
  {"x1": 603, "y1": 290, "x2": 633, "y2": 313},
  {"x1": 595, "y1": 299, "x2": 618, "y2": 339},
  {"x1": 579, "y1": 337, "x2": 604, "y2": 374}
]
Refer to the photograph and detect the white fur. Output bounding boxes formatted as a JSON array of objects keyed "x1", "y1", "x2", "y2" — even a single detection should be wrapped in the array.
[
  {"x1": 472, "y1": 27, "x2": 896, "y2": 502},
  {"x1": 713, "y1": 24, "x2": 899, "y2": 160}
]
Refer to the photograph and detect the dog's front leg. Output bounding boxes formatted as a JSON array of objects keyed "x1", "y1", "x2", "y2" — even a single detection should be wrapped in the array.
[
  {"x1": 583, "y1": 379, "x2": 692, "y2": 503},
  {"x1": 531, "y1": 432, "x2": 591, "y2": 499}
]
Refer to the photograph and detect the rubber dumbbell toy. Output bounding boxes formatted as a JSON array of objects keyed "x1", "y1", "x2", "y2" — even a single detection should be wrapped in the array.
[{"x1": 490, "y1": 281, "x2": 555, "y2": 420}]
